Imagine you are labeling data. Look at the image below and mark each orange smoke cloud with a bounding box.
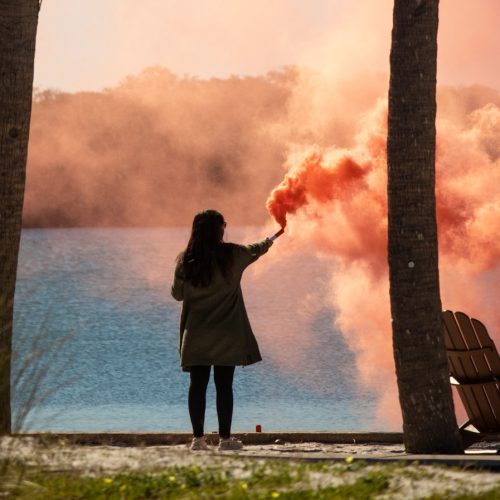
[265,92,500,428]
[266,151,366,228]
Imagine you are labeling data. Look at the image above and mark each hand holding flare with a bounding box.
[269,227,284,241]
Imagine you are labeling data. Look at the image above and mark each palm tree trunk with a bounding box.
[0,0,40,434]
[387,0,462,453]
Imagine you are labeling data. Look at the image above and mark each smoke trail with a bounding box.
[266,150,366,229]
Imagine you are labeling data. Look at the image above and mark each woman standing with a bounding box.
[171,209,273,451]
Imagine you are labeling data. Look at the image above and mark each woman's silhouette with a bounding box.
[171,209,273,450]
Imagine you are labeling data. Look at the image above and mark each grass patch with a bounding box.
[424,487,500,500]
[2,459,500,499]
[9,471,390,499]
[1,461,386,499]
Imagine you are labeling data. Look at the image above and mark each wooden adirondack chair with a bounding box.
[442,310,500,447]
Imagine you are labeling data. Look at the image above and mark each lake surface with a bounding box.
[13,228,381,432]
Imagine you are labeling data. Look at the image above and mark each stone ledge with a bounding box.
[17,431,404,446]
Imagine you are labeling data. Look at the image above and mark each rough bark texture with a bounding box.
[387,0,463,453]
[0,0,40,434]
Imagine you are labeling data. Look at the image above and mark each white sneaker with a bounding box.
[218,437,244,451]
[190,436,210,451]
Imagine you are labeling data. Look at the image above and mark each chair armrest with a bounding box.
[449,375,499,386]
[447,346,493,354]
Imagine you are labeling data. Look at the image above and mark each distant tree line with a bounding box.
[25,67,298,227]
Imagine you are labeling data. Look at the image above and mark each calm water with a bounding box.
[13,228,380,432]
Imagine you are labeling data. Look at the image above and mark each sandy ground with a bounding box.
[2,437,407,473]
[2,437,500,498]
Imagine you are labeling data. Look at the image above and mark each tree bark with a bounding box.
[0,0,40,434]
[387,0,463,453]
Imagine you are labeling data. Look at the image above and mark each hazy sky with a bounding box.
[34,0,500,92]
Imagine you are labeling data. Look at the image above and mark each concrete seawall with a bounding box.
[19,431,404,446]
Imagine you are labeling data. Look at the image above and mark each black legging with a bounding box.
[188,365,235,438]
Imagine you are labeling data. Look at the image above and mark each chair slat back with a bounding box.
[471,318,500,376]
[442,311,479,381]
[455,312,495,379]
[442,310,500,433]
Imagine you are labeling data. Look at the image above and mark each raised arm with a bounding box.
[233,238,273,270]
[246,239,273,260]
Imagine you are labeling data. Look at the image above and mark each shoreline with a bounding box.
[17,431,405,447]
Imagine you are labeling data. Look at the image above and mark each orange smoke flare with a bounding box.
[266,150,366,228]
[264,96,500,429]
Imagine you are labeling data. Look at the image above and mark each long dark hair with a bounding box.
[180,210,233,287]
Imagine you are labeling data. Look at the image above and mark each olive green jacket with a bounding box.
[171,240,271,371]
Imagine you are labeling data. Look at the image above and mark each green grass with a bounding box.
[2,459,500,499]
[424,489,500,500]
[4,470,389,499]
